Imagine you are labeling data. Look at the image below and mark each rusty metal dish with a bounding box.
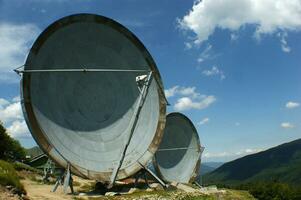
[153,112,202,183]
[21,14,166,182]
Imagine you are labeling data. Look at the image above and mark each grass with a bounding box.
[0,160,25,194]
[72,187,254,200]
[77,182,96,193]
[13,161,43,174]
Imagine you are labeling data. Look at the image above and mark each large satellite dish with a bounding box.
[153,112,202,183]
[20,14,166,182]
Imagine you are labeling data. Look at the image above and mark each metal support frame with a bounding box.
[14,65,149,74]
[15,65,168,187]
[194,181,202,188]
[15,68,150,74]
[133,170,149,187]
[14,65,169,104]
[138,162,166,188]
[157,147,202,152]
[108,71,153,188]
[42,158,55,182]
[52,163,74,194]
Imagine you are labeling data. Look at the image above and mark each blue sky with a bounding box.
[0,0,300,162]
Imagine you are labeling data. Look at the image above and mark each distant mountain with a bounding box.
[204,139,301,186]
[200,162,224,175]
[203,162,224,169]
[200,164,215,175]
[26,146,43,159]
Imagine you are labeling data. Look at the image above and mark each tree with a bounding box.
[0,121,26,161]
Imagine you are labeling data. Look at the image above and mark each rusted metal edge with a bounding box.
[22,13,167,181]
[152,112,202,184]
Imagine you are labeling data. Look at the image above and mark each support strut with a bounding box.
[52,163,74,194]
[108,72,153,188]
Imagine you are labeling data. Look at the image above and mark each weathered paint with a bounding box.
[21,14,166,182]
[153,112,202,183]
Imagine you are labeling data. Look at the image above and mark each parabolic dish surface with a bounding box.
[21,14,166,181]
[154,112,201,183]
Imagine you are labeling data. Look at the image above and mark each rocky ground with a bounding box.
[0,186,21,200]
[2,170,255,200]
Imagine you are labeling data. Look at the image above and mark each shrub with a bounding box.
[230,181,301,200]
[0,121,26,161]
[0,160,25,194]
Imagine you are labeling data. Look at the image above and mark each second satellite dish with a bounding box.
[21,14,166,182]
[153,112,203,183]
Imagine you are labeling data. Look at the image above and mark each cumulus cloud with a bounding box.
[165,86,216,111]
[202,66,226,80]
[165,86,202,99]
[281,122,294,129]
[285,101,300,109]
[0,23,40,82]
[0,96,30,138]
[7,120,30,138]
[198,117,210,126]
[0,98,10,108]
[165,86,179,98]
[179,0,301,46]
[174,95,216,111]
[204,148,263,159]
[0,101,23,123]
[235,148,263,156]
[203,152,231,158]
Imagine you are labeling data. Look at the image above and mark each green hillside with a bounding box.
[201,162,224,175]
[204,138,301,186]
[26,146,43,159]
[200,164,215,175]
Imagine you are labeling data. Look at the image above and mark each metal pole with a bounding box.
[108,71,153,188]
[157,147,202,151]
[14,68,150,74]
[138,162,166,188]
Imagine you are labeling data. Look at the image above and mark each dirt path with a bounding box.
[0,187,20,200]
[21,179,74,200]
[19,172,255,200]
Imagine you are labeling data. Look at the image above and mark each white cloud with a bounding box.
[177,87,200,98]
[0,98,10,108]
[184,42,193,49]
[174,95,216,111]
[12,96,20,102]
[165,86,201,98]
[0,101,23,123]
[165,86,179,98]
[0,96,31,138]
[179,0,301,45]
[281,122,294,129]
[0,23,40,82]
[285,101,300,109]
[278,32,291,53]
[165,86,216,111]
[198,117,210,126]
[204,148,263,159]
[230,33,239,41]
[235,148,263,155]
[7,120,30,138]
[202,66,226,80]
[197,44,212,63]
[203,152,231,158]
